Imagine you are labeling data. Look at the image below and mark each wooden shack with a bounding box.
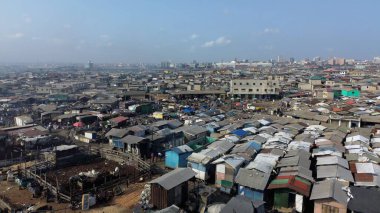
[149,168,196,210]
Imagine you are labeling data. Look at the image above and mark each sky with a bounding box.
[0,0,380,63]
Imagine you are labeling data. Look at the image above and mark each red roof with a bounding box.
[332,107,343,112]
[110,116,128,123]
[267,175,312,197]
[73,122,85,127]
[349,162,357,173]
[324,68,336,72]
[355,173,374,182]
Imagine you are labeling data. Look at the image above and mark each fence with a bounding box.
[0,157,23,168]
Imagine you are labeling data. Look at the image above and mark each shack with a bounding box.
[212,155,246,194]
[108,116,128,127]
[310,179,349,213]
[165,145,194,169]
[187,140,234,181]
[105,128,129,148]
[150,168,196,210]
[221,195,265,213]
[267,175,312,212]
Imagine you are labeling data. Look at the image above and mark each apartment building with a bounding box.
[229,78,281,99]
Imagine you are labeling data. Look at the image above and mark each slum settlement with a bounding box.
[0,60,380,213]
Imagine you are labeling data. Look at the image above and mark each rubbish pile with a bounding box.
[79,169,100,178]
[139,184,152,209]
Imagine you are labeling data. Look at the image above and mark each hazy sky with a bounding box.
[1,0,380,63]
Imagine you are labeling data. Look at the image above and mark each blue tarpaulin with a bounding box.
[248,141,262,151]
[231,129,248,137]
[183,107,195,114]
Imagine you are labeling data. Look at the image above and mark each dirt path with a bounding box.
[111,182,146,210]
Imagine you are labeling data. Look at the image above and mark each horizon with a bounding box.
[1,0,380,63]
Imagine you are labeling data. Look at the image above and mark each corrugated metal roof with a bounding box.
[279,166,314,182]
[285,149,311,158]
[287,141,312,151]
[285,123,305,131]
[267,175,311,197]
[316,156,349,169]
[187,152,209,164]
[245,154,278,173]
[354,173,374,182]
[172,145,193,154]
[230,142,258,155]
[348,186,380,213]
[235,168,271,190]
[105,128,129,138]
[310,179,348,205]
[251,135,267,144]
[277,156,311,169]
[121,135,146,145]
[231,129,248,137]
[110,116,128,123]
[207,140,235,154]
[178,125,208,136]
[221,195,265,213]
[212,155,245,169]
[355,163,380,174]
[149,168,196,190]
[317,165,354,182]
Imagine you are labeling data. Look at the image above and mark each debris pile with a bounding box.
[139,184,152,209]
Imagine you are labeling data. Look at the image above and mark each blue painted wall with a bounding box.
[165,150,179,169]
[112,138,124,149]
[238,185,264,201]
[165,150,193,169]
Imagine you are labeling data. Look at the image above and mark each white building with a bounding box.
[14,115,34,126]
[229,78,281,99]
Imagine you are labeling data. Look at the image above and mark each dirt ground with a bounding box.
[0,180,139,213]
[1,175,161,213]
[45,158,139,194]
[1,159,159,213]
[89,205,130,213]
[0,181,71,211]
[110,181,146,211]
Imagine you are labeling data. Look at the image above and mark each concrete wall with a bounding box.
[230,79,280,95]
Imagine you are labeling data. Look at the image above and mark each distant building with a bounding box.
[289,57,295,64]
[229,78,281,99]
[341,88,360,98]
[85,60,94,70]
[374,56,380,64]
[328,58,346,66]
[336,58,346,65]
[298,76,325,91]
[14,115,33,126]
[161,61,172,69]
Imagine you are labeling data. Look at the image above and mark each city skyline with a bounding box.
[1,0,380,63]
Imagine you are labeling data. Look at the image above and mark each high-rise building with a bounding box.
[374,57,380,64]
[313,57,321,62]
[161,61,171,69]
[328,57,346,66]
[85,60,94,70]
[289,57,295,64]
[327,58,335,65]
[335,58,346,66]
